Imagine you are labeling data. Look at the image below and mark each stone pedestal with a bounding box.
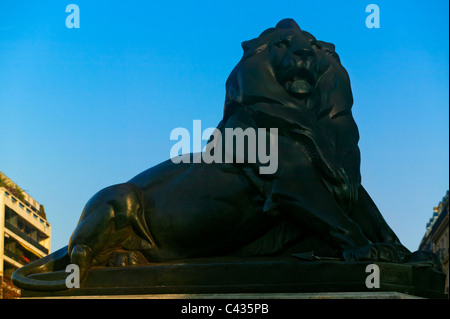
[21,257,447,299]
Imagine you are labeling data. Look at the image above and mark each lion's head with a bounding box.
[224,19,353,122]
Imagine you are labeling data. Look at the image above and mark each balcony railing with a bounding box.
[3,248,30,265]
[4,221,49,255]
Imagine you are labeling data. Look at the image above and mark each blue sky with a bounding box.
[0,1,448,253]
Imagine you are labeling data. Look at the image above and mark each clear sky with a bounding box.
[0,1,448,253]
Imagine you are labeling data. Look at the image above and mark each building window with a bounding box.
[17,220,25,232]
[11,197,17,203]
[5,191,9,197]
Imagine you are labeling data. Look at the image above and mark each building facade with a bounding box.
[419,190,449,294]
[0,171,51,298]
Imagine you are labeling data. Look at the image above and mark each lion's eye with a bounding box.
[275,40,289,49]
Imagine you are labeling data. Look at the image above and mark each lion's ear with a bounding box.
[241,40,267,56]
[317,40,335,52]
[241,41,251,53]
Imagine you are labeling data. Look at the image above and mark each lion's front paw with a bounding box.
[343,243,403,263]
[403,250,444,272]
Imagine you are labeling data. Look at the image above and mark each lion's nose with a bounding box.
[290,49,318,74]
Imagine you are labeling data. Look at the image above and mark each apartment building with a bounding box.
[0,171,51,298]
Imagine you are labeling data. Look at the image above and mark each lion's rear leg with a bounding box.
[68,183,155,282]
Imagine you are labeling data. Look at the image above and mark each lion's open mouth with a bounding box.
[287,78,311,96]
[283,70,316,97]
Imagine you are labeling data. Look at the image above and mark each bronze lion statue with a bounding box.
[13,19,441,291]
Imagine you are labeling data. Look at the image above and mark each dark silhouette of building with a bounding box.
[419,191,449,294]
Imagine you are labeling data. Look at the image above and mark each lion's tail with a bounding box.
[12,245,71,292]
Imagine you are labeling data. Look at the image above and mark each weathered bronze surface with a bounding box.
[13,19,445,297]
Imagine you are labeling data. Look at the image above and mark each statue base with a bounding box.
[21,257,447,298]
